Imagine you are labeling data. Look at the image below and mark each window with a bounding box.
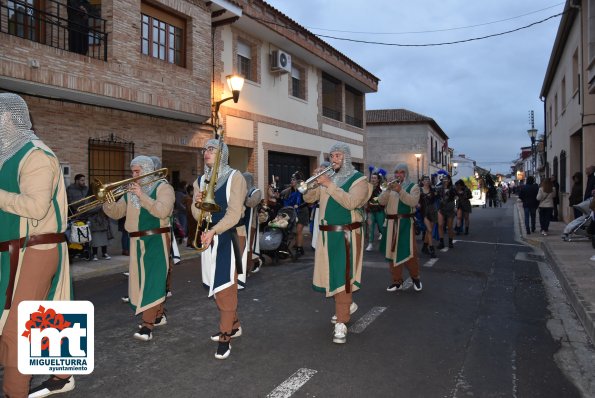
[7,0,42,42]
[322,73,341,121]
[559,151,567,192]
[345,85,363,128]
[430,137,434,162]
[554,94,558,124]
[572,48,580,94]
[141,3,185,67]
[291,65,306,100]
[237,41,252,81]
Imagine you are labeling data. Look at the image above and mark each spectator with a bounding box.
[184,184,197,248]
[174,181,188,240]
[551,175,560,221]
[281,171,309,257]
[66,173,88,215]
[67,0,90,55]
[519,176,539,234]
[569,172,584,219]
[537,177,556,236]
[88,206,112,260]
[585,165,595,200]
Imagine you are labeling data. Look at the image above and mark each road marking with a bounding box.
[266,368,317,398]
[440,247,449,252]
[452,239,525,247]
[349,306,387,334]
[423,258,438,268]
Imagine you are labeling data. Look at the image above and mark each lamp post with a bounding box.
[210,74,245,135]
[414,153,422,182]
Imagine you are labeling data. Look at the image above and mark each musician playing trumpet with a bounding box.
[378,163,422,293]
[103,155,174,342]
[303,142,372,345]
[192,139,247,360]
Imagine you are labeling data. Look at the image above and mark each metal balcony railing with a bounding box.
[1,0,108,61]
[323,106,341,121]
[345,114,363,128]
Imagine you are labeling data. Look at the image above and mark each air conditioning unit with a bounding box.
[271,50,292,73]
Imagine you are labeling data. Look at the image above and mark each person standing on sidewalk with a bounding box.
[379,163,423,293]
[550,175,560,221]
[0,93,74,397]
[365,172,385,251]
[193,139,247,360]
[103,155,174,342]
[303,142,371,345]
[584,165,595,201]
[519,176,539,234]
[537,177,556,236]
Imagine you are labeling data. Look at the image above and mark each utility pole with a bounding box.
[527,110,538,178]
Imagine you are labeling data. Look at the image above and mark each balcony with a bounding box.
[322,106,341,121]
[345,114,362,128]
[1,0,108,61]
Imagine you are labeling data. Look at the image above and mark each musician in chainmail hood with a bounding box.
[103,154,174,343]
[378,161,423,294]
[303,142,372,345]
[0,93,73,396]
[192,138,247,360]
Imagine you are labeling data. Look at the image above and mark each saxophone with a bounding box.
[192,126,225,252]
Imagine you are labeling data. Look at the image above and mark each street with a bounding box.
[50,201,593,397]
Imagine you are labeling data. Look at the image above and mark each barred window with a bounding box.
[237,40,252,81]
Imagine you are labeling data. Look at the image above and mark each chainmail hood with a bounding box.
[329,142,357,187]
[0,93,39,170]
[204,139,233,191]
[393,162,411,186]
[242,172,254,192]
[129,155,161,209]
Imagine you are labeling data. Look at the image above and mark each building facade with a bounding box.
[365,109,450,182]
[541,0,595,221]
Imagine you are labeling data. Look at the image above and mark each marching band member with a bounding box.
[0,93,73,397]
[241,172,262,273]
[103,156,174,342]
[193,139,247,360]
[365,172,385,251]
[310,161,330,250]
[378,163,422,292]
[303,143,371,344]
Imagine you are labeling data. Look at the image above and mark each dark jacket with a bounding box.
[519,183,539,208]
[585,174,595,200]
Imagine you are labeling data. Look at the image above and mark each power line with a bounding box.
[304,2,564,35]
[314,12,564,47]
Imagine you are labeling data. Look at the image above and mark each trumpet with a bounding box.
[297,164,335,194]
[68,168,168,220]
[380,177,401,192]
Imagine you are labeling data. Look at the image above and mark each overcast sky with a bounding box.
[265,0,565,174]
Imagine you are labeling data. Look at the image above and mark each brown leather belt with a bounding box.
[386,214,414,252]
[0,232,66,310]
[319,222,362,293]
[129,226,170,238]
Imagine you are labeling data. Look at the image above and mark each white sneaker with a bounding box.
[365,243,374,251]
[92,255,98,261]
[102,254,111,260]
[28,376,75,397]
[333,322,347,344]
[331,302,358,324]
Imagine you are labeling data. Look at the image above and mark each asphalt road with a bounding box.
[48,202,583,397]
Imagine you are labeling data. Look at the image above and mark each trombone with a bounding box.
[297,164,335,194]
[68,168,168,220]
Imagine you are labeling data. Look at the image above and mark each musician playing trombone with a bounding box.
[192,139,247,360]
[103,155,174,342]
[303,142,372,345]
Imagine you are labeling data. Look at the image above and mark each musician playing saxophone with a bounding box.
[192,139,247,360]
[303,142,372,345]
[103,155,174,342]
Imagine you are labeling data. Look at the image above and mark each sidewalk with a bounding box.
[516,201,595,344]
[69,243,201,281]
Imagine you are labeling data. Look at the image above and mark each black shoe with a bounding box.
[412,278,423,292]
[29,376,75,397]
[386,282,403,292]
[295,247,304,256]
[438,239,445,249]
[464,227,469,235]
[421,244,429,254]
[215,341,231,359]
[133,326,153,341]
[429,246,436,259]
[448,239,454,249]
[210,326,242,342]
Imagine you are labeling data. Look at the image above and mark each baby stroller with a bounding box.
[562,198,594,244]
[259,206,297,264]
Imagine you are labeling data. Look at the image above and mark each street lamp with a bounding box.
[414,153,422,181]
[210,74,245,135]
[527,127,537,177]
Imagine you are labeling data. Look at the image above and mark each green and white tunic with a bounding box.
[304,172,372,297]
[0,140,71,333]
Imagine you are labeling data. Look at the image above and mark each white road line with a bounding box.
[266,368,317,398]
[423,258,438,268]
[440,247,449,252]
[452,239,526,247]
[349,306,387,334]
